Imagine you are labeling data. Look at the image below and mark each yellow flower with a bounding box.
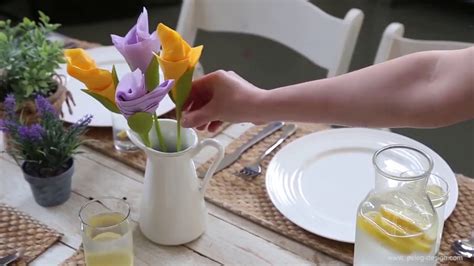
[64,49,116,103]
[156,23,203,100]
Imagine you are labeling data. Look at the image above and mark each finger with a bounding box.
[191,70,222,89]
[182,104,215,128]
[207,121,223,132]
[196,124,208,131]
[183,72,219,110]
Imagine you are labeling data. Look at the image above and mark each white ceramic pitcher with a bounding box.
[128,119,224,245]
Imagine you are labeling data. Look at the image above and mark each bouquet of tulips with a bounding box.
[65,8,202,152]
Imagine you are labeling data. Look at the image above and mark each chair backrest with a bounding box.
[177,0,363,77]
[374,22,473,64]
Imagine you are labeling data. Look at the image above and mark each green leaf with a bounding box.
[0,11,64,104]
[112,65,119,88]
[145,55,160,92]
[173,67,194,112]
[0,32,6,42]
[81,89,120,113]
[127,112,153,147]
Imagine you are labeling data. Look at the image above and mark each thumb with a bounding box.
[181,104,214,128]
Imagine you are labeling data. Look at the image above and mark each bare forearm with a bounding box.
[256,48,474,128]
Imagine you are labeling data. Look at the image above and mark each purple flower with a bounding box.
[35,95,57,116]
[111,7,161,72]
[115,69,174,118]
[18,124,44,142]
[3,94,16,117]
[0,119,8,132]
[0,119,18,133]
[71,114,93,129]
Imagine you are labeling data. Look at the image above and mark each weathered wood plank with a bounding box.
[76,129,341,265]
[0,158,84,248]
[0,157,218,265]
[30,242,76,266]
[71,154,313,265]
[207,204,345,265]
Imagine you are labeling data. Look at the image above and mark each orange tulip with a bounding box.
[64,49,116,103]
[156,23,203,100]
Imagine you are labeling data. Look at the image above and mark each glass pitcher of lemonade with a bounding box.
[79,197,134,266]
[354,145,439,266]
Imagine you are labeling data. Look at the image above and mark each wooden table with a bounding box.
[0,124,344,265]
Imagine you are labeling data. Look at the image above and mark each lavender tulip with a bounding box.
[116,69,174,118]
[111,7,160,72]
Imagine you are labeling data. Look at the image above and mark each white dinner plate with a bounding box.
[58,46,175,127]
[266,128,458,243]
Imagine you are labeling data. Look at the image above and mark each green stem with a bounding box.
[153,114,167,152]
[140,133,151,148]
[176,111,182,152]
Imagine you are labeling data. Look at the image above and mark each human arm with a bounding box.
[182,47,474,130]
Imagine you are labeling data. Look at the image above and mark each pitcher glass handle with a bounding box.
[194,138,224,197]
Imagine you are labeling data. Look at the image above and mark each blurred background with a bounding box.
[1,0,473,176]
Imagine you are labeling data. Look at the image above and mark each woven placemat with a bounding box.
[60,247,85,266]
[196,124,474,264]
[0,203,63,265]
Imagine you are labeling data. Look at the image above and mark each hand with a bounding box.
[182,70,266,132]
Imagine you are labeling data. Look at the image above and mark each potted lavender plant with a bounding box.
[0,94,92,207]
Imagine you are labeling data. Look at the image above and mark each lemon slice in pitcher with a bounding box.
[380,204,432,233]
[377,215,433,253]
[357,211,413,254]
[380,204,435,251]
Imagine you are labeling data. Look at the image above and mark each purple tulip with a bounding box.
[115,69,174,118]
[111,7,161,72]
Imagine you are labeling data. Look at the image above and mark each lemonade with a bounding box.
[426,178,449,255]
[354,145,439,266]
[83,212,134,266]
[354,190,438,265]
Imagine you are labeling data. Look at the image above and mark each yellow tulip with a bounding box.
[156,23,203,100]
[64,49,116,103]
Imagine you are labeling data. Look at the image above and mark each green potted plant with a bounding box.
[0,12,68,123]
[0,94,91,207]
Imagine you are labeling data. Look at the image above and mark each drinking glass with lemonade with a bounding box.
[79,197,134,266]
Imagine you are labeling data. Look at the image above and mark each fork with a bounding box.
[237,124,297,179]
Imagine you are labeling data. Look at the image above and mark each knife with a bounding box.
[0,251,21,265]
[214,121,285,173]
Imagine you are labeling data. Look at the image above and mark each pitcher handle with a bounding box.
[195,138,225,197]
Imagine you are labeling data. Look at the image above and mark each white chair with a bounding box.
[177,0,363,78]
[374,22,473,64]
